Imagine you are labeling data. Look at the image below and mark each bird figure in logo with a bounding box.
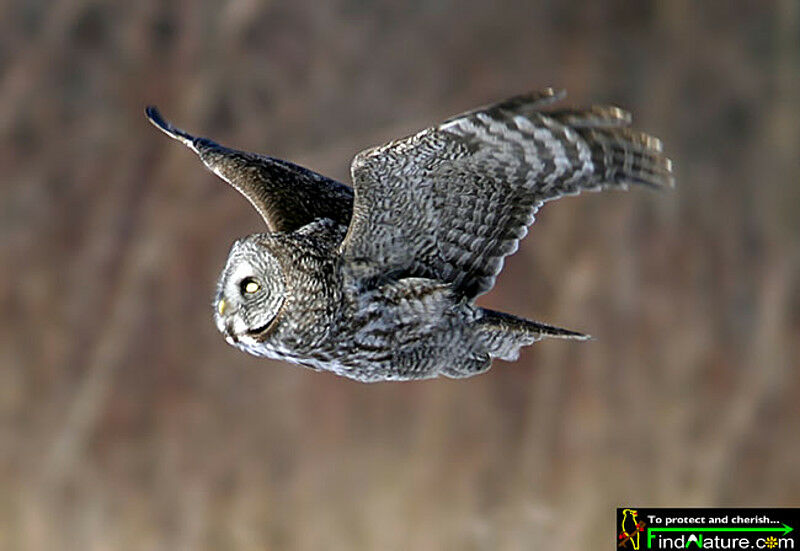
[146,88,672,382]
[619,509,644,549]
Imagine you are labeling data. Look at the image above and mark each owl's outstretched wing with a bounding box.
[341,88,673,298]
[146,107,354,232]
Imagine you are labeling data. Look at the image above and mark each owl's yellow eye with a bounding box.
[245,281,260,293]
[240,277,261,295]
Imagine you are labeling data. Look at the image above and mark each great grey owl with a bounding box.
[146,88,672,382]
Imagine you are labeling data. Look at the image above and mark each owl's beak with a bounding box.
[218,299,227,315]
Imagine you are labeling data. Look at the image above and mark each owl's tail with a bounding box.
[476,309,589,361]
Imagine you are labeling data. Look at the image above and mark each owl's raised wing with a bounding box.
[341,88,673,298]
[146,107,354,232]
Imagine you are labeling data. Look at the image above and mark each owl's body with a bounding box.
[147,89,672,382]
[220,219,555,382]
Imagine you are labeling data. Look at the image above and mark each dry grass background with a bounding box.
[1,1,798,549]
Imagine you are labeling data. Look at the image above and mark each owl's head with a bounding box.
[214,235,286,345]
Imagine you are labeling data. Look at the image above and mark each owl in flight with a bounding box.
[146,88,672,382]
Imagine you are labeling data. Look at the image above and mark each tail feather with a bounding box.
[477,309,589,361]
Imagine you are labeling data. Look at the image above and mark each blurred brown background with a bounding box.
[2,1,798,549]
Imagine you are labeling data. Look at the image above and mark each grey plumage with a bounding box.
[146,88,673,382]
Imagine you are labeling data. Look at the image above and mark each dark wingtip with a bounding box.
[144,105,196,149]
[144,105,171,132]
[144,105,163,126]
